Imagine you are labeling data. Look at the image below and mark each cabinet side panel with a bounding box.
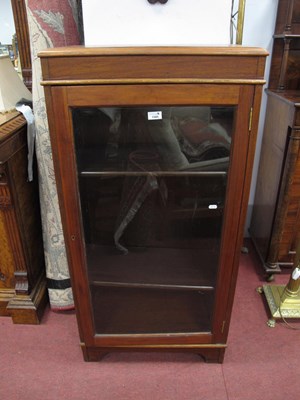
[250,93,294,263]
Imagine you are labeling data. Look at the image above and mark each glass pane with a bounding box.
[72,105,235,335]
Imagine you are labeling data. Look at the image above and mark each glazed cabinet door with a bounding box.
[46,82,255,355]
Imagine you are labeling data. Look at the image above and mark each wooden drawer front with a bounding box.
[280,199,300,253]
[278,248,294,264]
[278,210,300,264]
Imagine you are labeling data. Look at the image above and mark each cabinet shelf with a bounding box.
[90,281,214,291]
[80,170,227,177]
[273,34,300,38]
[87,244,217,290]
[91,285,214,334]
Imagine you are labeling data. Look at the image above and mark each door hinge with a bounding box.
[221,320,226,333]
[249,107,253,132]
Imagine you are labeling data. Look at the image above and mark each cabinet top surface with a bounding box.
[38,45,268,58]
[267,90,300,106]
[0,111,19,127]
[39,46,267,86]
[0,111,26,144]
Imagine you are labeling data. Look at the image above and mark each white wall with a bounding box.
[83,0,232,46]
[242,0,279,232]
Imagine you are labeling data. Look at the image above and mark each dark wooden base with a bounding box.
[249,233,282,278]
[3,273,48,324]
[81,344,226,363]
[0,289,15,316]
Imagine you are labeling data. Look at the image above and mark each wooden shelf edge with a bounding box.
[90,280,215,291]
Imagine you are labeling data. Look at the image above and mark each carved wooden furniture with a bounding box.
[0,111,47,323]
[274,0,300,34]
[250,0,300,278]
[39,46,267,362]
[268,0,300,91]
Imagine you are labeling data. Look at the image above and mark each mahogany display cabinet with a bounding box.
[39,46,267,362]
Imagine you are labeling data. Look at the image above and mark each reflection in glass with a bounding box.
[74,106,232,173]
[72,106,235,334]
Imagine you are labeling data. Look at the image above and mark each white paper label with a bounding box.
[208,204,218,210]
[148,111,162,120]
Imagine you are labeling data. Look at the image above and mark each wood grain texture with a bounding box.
[0,204,15,290]
[269,1,300,90]
[269,36,300,90]
[39,45,268,57]
[275,0,300,35]
[0,113,47,323]
[251,0,300,272]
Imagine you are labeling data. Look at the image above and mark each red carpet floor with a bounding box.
[1,242,300,400]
